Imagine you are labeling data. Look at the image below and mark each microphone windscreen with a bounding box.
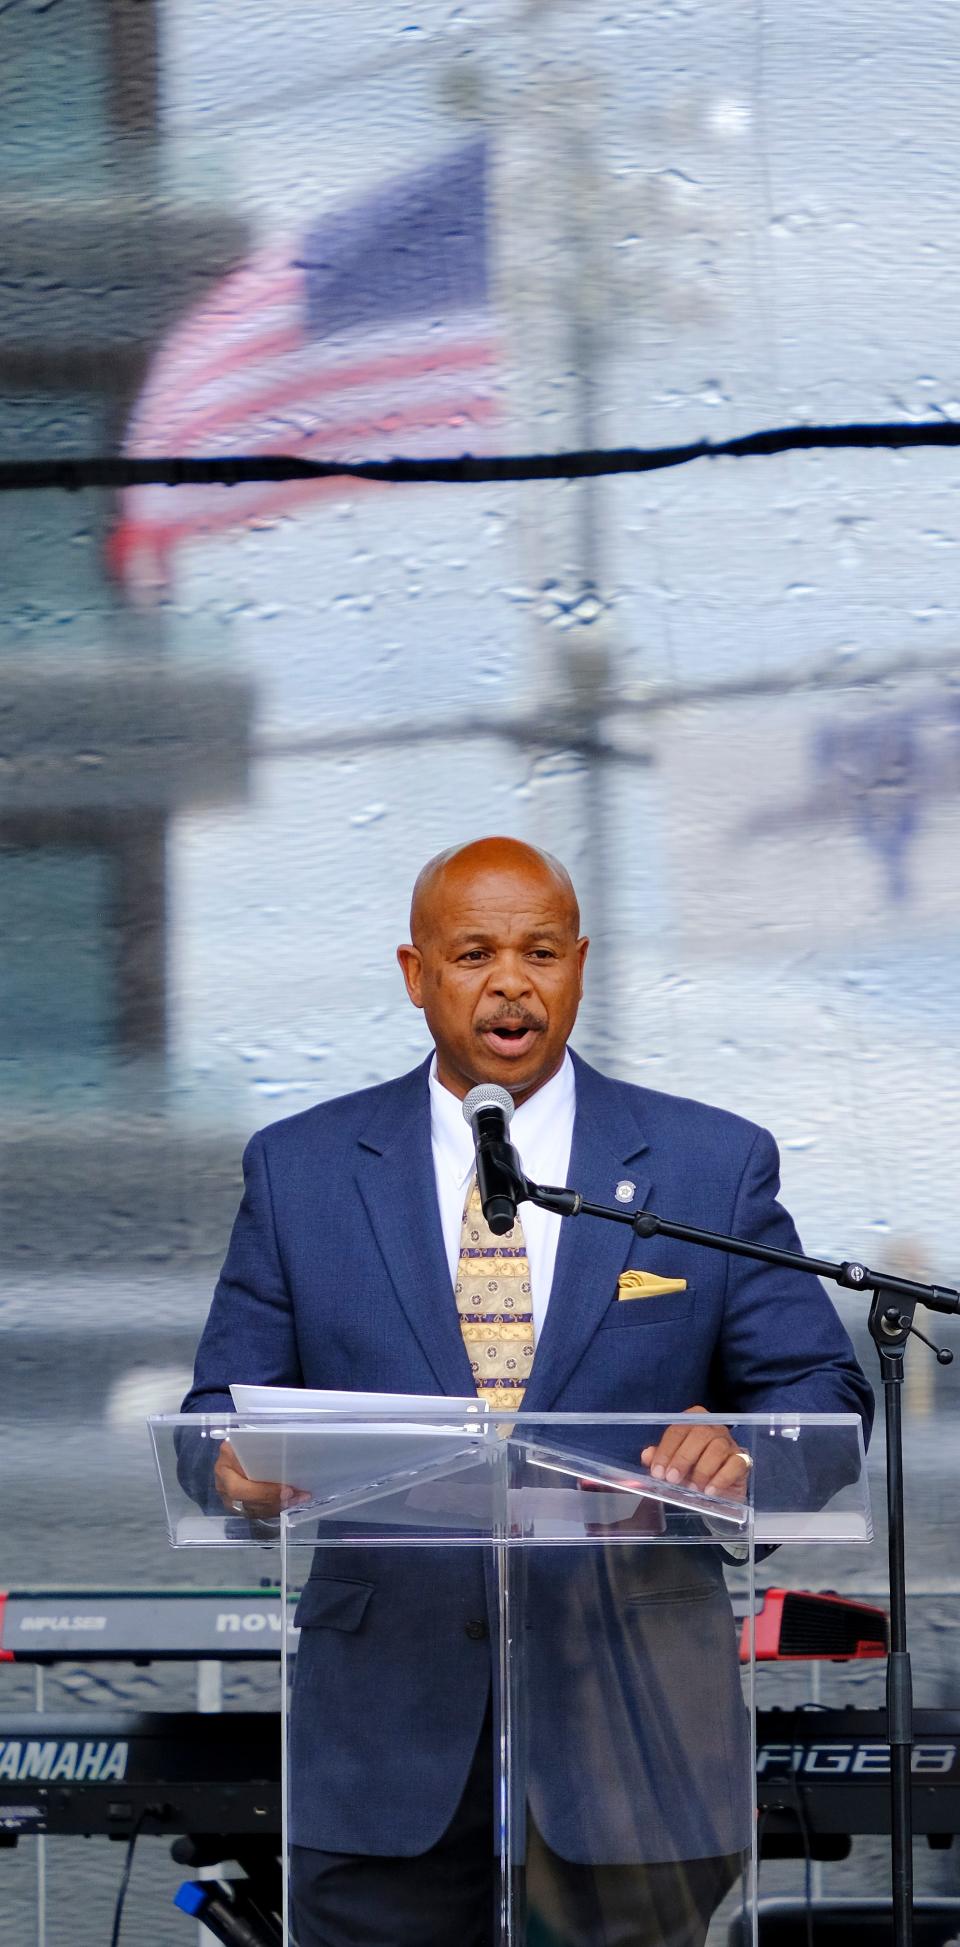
[462,1082,514,1126]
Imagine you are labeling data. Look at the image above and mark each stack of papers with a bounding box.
[227,1385,487,1505]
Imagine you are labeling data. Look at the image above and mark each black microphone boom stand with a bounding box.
[515,1172,958,1947]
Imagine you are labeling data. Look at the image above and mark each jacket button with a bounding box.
[465,1618,488,1641]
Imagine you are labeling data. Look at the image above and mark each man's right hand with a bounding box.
[215,1439,309,1520]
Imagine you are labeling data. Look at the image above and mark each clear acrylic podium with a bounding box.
[152,1408,871,1947]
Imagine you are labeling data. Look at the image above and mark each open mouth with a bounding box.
[479,1023,543,1058]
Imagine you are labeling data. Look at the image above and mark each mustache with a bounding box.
[475,1007,547,1034]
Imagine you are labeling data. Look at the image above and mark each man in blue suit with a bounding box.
[185,836,873,1947]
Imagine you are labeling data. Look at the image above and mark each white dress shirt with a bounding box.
[429,1051,576,1343]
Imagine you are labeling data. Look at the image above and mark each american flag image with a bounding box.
[108,139,497,594]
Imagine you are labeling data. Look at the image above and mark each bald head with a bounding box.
[410,837,580,947]
[398,836,588,1103]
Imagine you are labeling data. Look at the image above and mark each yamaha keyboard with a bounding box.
[2,1708,960,1850]
[0,1712,279,1839]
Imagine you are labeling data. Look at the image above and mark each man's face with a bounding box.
[397,857,588,1104]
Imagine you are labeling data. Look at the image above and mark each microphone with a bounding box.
[461,1083,529,1236]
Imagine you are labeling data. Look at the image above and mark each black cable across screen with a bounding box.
[2,417,960,493]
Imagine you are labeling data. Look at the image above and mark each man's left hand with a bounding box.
[640,1406,752,1500]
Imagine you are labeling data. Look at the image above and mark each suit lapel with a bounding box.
[354,1060,476,1397]
[522,1054,651,1410]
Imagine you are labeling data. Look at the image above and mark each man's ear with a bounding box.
[396,944,424,1009]
[576,935,590,995]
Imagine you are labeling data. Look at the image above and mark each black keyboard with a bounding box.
[0,1712,279,1838]
[2,1706,960,1845]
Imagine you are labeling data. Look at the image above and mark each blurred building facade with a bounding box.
[0,0,253,1277]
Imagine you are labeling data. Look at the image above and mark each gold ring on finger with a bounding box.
[735,1449,753,1470]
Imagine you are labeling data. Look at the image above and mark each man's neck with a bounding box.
[432,1048,571,1110]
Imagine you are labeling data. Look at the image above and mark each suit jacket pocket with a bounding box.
[294,1575,374,1632]
[621,1547,725,1607]
[597,1288,694,1329]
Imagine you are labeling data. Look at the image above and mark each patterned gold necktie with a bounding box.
[455,1175,534,1410]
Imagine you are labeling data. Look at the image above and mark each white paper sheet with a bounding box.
[227,1385,488,1506]
[230,1383,484,1417]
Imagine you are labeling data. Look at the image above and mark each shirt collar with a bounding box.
[429,1049,576,1189]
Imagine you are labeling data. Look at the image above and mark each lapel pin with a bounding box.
[615,1180,636,1203]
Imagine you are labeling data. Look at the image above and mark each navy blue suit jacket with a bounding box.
[184,1050,873,1861]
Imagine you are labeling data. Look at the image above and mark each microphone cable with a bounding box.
[110,1804,166,1947]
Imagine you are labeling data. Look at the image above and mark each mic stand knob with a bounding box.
[881,1305,954,1365]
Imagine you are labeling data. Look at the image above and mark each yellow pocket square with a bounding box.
[617,1270,688,1301]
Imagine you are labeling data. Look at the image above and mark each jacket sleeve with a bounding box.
[175,1131,305,1513]
[182,1129,304,1417]
[714,1125,875,1514]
